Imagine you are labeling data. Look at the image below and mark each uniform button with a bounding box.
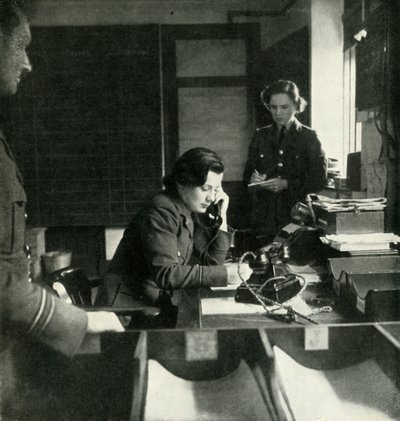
[25,213,28,220]
[278,149,284,155]
[277,162,283,168]
[24,244,31,258]
[177,251,181,257]
[260,154,264,158]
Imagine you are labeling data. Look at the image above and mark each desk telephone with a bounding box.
[235,242,304,305]
[234,221,321,305]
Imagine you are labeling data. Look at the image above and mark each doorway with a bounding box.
[161,24,260,227]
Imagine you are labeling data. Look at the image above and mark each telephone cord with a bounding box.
[238,251,318,324]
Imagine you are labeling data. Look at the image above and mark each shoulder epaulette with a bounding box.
[256,124,273,132]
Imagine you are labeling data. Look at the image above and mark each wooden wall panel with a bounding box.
[4,25,162,227]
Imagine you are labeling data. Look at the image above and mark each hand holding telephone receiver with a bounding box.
[203,200,223,229]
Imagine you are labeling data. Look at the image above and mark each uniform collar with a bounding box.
[280,117,301,132]
[164,188,193,220]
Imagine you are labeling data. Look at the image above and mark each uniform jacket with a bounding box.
[101,189,231,304]
[0,130,88,358]
[243,118,327,236]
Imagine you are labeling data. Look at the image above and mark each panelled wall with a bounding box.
[5,25,162,227]
[4,19,312,276]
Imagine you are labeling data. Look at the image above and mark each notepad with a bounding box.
[248,180,271,187]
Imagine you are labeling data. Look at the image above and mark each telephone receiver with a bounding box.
[250,242,287,278]
[203,200,223,229]
[235,243,303,305]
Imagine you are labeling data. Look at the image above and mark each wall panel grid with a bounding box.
[5,25,162,227]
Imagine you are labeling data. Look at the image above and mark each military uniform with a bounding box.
[0,129,88,357]
[243,118,327,238]
[98,188,231,305]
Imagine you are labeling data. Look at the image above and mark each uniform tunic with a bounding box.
[243,118,327,237]
[0,130,88,357]
[100,189,231,305]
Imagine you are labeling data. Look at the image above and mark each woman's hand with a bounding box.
[260,177,288,193]
[225,262,253,285]
[214,188,229,215]
[214,188,229,231]
[249,170,267,185]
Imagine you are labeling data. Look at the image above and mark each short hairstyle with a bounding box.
[0,0,33,36]
[260,79,307,114]
[163,147,224,189]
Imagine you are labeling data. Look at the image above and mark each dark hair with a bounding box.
[260,79,307,114]
[0,0,33,36]
[163,147,224,189]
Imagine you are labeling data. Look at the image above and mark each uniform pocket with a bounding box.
[0,201,25,254]
[293,152,307,175]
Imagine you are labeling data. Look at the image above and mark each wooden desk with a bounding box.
[176,282,366,329]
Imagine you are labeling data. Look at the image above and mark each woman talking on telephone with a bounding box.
[96,147,252,308]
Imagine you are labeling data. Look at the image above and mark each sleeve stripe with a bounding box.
[37,294,56,337]
[27,288,46,333]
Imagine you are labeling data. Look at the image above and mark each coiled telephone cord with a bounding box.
[238,251,318,324]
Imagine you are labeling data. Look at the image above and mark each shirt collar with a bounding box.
[276,117,300,133]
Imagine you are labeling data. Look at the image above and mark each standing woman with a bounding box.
[243,80,327,241]
[96,147,252,308]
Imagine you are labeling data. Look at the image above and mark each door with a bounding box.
[162,24,260,226]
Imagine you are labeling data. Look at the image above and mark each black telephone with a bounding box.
[202,201,223,229]
[235,242,303,305]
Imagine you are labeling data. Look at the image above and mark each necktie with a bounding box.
[278,126,286,145]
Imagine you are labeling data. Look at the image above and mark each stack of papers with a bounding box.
[323,233,400,251]
[312,195,386,212]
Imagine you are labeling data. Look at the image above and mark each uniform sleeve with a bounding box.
[287,131,327,201]
[243,131,260,186]
[0,261,88,357]
[140,206,228,289]
[0,134,88,358]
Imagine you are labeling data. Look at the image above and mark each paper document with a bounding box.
[210,284,239,291]
[312,195,387,212]
[201,295,312,316]
[324,233,400,251]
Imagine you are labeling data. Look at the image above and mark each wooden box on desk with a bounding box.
[313,206,384,234]
[328,255,400,321]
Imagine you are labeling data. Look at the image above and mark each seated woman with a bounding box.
[96,147,252,308]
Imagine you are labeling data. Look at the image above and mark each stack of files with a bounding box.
[312,195,386,212]
[323,233,400,252]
